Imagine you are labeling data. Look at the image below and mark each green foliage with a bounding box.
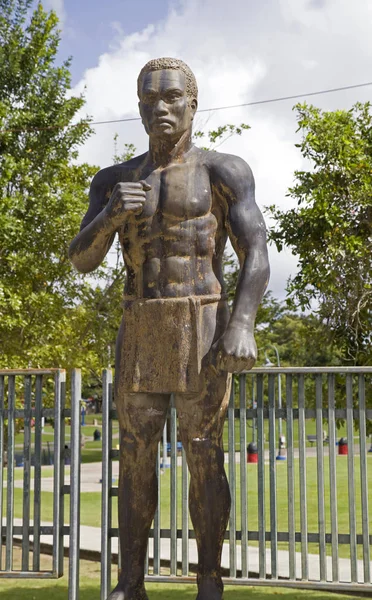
[193,123,250,150]
[267,102,372,364]
[0,0,97,370]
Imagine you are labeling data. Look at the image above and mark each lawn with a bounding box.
[0,548,362,600]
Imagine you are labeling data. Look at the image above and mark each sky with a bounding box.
[44,0,372,300]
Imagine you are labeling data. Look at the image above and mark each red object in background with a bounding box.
[338,438,348,455]
[247,442,258,463]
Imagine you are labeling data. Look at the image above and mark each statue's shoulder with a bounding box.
[202,149,254,187]
[91,153,148,188]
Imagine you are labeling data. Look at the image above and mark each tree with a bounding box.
[0,0,97,368]
[268,102,372,364]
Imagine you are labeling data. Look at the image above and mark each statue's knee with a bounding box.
[186,436,225,466]
[188,436,214,457]
[121,431,138,454]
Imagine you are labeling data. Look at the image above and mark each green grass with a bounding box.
[0,548,362,599]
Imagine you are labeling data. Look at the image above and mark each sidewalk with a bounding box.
[7,518,371,585]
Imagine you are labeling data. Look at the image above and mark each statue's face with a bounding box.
[139,69,197,142]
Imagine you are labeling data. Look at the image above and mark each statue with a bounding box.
[69,57,269,600]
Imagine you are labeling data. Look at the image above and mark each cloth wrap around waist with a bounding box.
[121,295,224,394]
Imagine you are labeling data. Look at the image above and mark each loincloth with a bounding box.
[120,295,226,394]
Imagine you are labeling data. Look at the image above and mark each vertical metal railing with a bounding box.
[328,373,339,582]
[358,374,371,584]
[170,394,178,576]
[0,375,4,570]
[315,374,326,581]
[228,379,236,577]
[101,369,113,599]
[53,369,66,578]
[32,374,43,571]
[153,441,161,576]
[298,373,309,581]
[68,369,82,600]
[239,373,248,579]
[256,373,266,579]
[286,374,296,580]
[21,375,32,572]
[346,374,357,582]
[268,374,278,579]
[5,375,15,571]
[181,442,189,576]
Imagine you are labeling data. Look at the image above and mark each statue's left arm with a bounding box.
[210,154,270,372]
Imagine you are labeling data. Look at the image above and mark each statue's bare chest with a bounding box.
[135,162,212,224]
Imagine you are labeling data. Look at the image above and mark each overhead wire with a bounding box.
[0,81,371,134]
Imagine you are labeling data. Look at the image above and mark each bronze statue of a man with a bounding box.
[69,57,269,600]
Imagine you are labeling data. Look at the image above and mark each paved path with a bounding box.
[6,518,372,585]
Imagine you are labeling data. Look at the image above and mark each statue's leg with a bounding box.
[107,390,170,600]
[175,365,232,600]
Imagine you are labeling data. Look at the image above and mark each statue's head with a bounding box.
[137,57,198,142]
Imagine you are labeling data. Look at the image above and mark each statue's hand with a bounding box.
[105,181,151,226]
[213,325,257,373]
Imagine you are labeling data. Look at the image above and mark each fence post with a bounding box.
[21,375,32,571]
[69,369,81,600]
[286,374,296,580]
[358,374,371,583]
[0,375,4,570]
[5,375,15,571]
[268,374,278,580]
[315,374,326,581]
[101,369,113,599]
[298,374,308,580]
[328,373,339,582]
[228,378,236,578]
[239,374,248,578]
[346,374,357,582]
[170,394,177,576]
[256,374,266,579]
[53,370,66,578]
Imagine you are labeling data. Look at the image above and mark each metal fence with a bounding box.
[1,367,372,598]
[0,368,80,591]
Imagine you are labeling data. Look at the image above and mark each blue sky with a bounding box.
[53,0,173,85]
[42,0,372,298]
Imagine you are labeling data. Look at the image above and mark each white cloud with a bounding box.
[71,0,372,299]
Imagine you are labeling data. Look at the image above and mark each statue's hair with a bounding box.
[137,57,198,100]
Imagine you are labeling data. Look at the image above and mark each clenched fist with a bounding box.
[105,181,151,226]
[213,325,257,373]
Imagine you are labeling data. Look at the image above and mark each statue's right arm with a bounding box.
[69,170,149,273]
[68,169,117,273]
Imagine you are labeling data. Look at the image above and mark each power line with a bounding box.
[197,81,372,113]
[1,81,371,134]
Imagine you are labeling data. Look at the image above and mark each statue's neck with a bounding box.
[149,129,193,167]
